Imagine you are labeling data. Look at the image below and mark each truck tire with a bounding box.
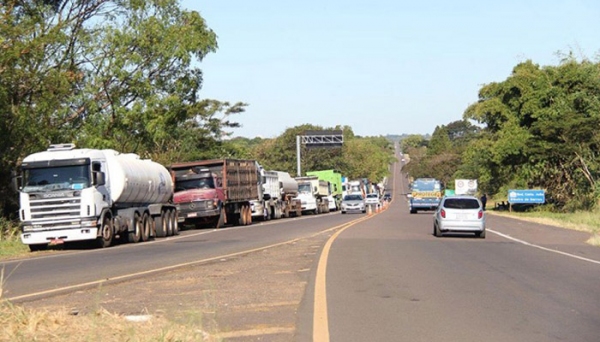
[128,212,142,243]
[171,209,180,235]
[140,212,151,242]
[96,216,113,248]
[216,207,226,228]
[154,214,166,238]
[246,206,253,225]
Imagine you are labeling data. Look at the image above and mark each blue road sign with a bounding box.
[508,189,545,204]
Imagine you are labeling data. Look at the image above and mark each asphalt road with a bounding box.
[1,210,359,302]
[297,154,600,342]
[4,150,600,342]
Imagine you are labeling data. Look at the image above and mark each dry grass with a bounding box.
[0,302,219,342]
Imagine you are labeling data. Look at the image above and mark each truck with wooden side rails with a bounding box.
[295,176,330,214]
[170,159,258,228]
[14,144,178,251]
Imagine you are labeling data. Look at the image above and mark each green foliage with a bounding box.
[463,57,600,211]
[0,1,243,216]
[249,124,394,182]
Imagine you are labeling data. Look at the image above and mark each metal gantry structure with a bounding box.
[296,130,344,176]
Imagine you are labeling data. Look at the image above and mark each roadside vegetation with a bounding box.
[0,302,219,342]
[401,56,600,216]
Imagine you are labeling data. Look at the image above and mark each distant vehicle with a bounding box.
[341,194,366,214]
[409,178,442,214]
[383,193,392,202]
[365,193,380,205]
[433,195,486,238]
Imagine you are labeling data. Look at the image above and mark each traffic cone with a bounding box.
[367,204,372,215]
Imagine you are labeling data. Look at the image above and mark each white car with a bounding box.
[365,193,380,205]
[433,195,486,238]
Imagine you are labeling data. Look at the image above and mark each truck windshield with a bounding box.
[298,183,311,193]
[22,165,91,193]
[175,177,215,191]
[412,180,440,192]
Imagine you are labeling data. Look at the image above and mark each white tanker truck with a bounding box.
[14,144,178,251]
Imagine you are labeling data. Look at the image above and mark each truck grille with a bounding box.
[26,193,82,231]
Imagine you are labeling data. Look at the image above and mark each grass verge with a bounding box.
[488,207,600,246]
[0,301,218,342]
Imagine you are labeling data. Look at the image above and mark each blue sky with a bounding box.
[182,1,600,139]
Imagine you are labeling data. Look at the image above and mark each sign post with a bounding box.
[507,189,545,212]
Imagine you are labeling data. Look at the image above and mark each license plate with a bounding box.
[187,213,197,218]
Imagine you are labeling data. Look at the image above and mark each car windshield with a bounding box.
[344,195,363,201]
[366,194,378,198]
[443,198,480,209]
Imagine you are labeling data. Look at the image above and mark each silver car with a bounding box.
[433,195,486,238]
[341,194,366,214]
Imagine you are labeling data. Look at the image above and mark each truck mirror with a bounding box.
[12,174,22,191]
[313,186,317,193]
[93,171,106,186]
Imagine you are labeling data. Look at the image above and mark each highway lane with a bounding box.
[1,209,361,302]
[304,158,600,341]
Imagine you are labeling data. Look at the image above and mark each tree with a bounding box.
[0,1,241,216]
[464,58,600,210]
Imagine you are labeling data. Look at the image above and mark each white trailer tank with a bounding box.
[105,151,173,205]
[276,171,298,197]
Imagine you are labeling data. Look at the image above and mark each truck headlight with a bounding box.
[22,225,33,232]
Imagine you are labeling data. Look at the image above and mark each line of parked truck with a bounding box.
[13,144,379,252]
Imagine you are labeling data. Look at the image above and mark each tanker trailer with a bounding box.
[14,144,178,251]
[276,171,302,218]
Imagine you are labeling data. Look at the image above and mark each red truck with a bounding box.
[170,159,259,228]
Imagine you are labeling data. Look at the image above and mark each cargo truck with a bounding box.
[295,176,330,214]
[14,144,178,251]
[306,170,343,211]
[170,159,258,228]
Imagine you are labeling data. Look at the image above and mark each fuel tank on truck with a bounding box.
[104,151,173,206]
[275,171,298,197]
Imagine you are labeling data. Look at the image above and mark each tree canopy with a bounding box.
[0,0,243,216]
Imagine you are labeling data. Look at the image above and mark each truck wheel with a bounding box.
[171,209,180,235]
[154,214,166,238]
[216,207,226,228]
[128,213,142,243]
[140,213,151,242]
[246,206,253,225]
[96,216,113,248]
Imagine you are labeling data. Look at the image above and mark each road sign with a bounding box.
[508,190,545,204]
[455,179,477,195]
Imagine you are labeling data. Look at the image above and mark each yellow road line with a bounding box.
[313,158,398,341]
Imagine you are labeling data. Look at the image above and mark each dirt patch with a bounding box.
[16,233,332,341]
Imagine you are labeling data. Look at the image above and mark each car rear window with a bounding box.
[443,198,480,209]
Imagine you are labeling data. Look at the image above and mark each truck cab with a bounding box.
[173,169,223,224]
